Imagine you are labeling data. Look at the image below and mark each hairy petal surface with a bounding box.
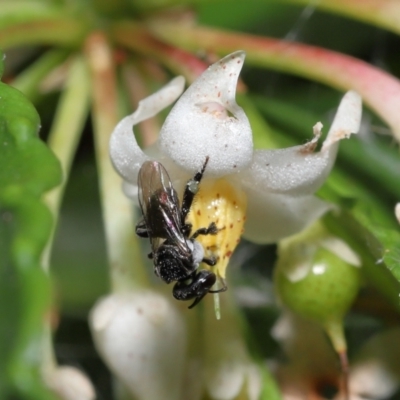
[241,91,361,196]
[160,51,253,176]
[242,143,334,196]
[242,189,331,244]
[109,76,185,184]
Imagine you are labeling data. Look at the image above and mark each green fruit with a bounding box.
[274,246,361,331]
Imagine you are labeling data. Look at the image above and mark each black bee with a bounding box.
[136,157,227,308]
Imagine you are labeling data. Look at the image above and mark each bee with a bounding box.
[136,157,227,308]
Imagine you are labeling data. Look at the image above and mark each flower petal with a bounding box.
[242,142,334,197]
[241,91,362,196]
[159,51,253,176]
[109,76,185,184]
[242,188,331,244]
[322,90,362,151]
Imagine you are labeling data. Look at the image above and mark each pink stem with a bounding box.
[111,22,208,81]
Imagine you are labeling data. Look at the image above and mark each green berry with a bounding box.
[275,246,361,327]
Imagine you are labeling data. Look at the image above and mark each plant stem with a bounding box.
[42,55,91,272]
[121,63,160,147]
[110,21,207,81]
[286,0,400,35]
[11,50,69,101]
[84,31,148,292]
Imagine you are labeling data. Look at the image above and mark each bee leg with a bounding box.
[191,222,220,239]
[173,269,216,309]
[209,277,228,294]
[135,218,149,238]
[181,156,210,221]
[182,222,192,237]
[202,256,217,266]
[147,252,154,259]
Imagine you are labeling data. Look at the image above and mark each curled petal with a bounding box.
[159,51,253,176]
[242,189,332,244]
[241,91,362,196]
[322,91,362,151]
[109,76,185,184]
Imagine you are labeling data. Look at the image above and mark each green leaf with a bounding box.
[11,49,69,102]
[0,188,56,400]
[238,94,282,149]
[0,58,61,398]
[324,209,400,312]
[0,81,61,196]
[352,203,400,282]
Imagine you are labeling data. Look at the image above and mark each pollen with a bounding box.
[187,178,247,278]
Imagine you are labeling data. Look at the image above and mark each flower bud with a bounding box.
[89,291,187,400]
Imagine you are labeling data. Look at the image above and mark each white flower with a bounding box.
[89,291,187,400]
[109,51,362,277]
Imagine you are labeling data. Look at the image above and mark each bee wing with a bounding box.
[137,161,165,224]
[158,202,191,257]
[137,161,191,256]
